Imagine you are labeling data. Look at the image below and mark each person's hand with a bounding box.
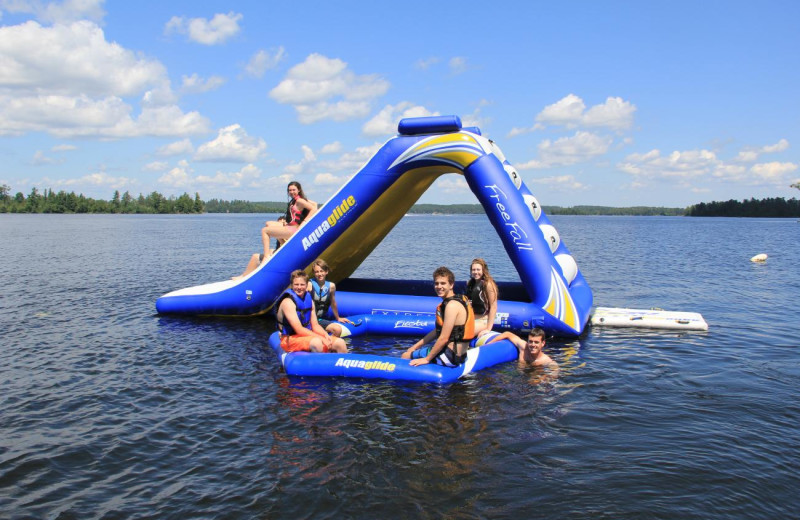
[409,358,429,367]
[338,317,352,324]
[321,334,333,348]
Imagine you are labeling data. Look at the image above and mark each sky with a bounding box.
[1,0,798,208]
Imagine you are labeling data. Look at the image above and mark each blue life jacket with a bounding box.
[310,279,331,319]
[277,289,313,335]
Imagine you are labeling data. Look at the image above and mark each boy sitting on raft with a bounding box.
[276,269,347,354]
[402,266,475,367]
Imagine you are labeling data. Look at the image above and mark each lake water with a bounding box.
[1,213,798,519]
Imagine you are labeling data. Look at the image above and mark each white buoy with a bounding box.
[555,253,578,284]
[750,253,768,263]
[523,194,542,222]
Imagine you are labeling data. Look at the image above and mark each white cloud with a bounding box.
[0,20,209,138]
[734,138,790,162]
[180,73,225,94]
[528,174,587,191]
[319,142,383,173]
[157,138,194,156]
[294,100,373,124]
[449,56,468,75]
[617,148,797,186]
[535,94,636,131]
[320,141,342,154]
[31,150,60,165]
[165,12,242,45]
[52,144,77,152]
[582,97,636,130]
[143,161,169,172]
[362,102,439,136]
[618,149,718,179]
[415,57,440,70]
[517,131,613,169]
[158,159,193,188]
[194,124,266,162]
[244,47,285,77]
[0,20,166,97]
[195,164,262,188]
[435,176,469,194]
[314,172,350,186]
[0,0,106,24]
[507,123,544,138]
[57,171,132,190]
[269,53,389,124]
[750,162,797,181]
[283,145,316,175]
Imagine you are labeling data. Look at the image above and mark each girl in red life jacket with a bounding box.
[261,181,317,257]
[232,181,317,280]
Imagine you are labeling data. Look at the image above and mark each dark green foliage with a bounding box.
[686,197,800,217]
[0,185,205,214]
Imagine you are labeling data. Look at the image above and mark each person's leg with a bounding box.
[329,337,348,353]
[233,253,263,280]
[325,322,343,337]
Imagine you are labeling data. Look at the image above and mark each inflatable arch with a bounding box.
[156,115,593,337]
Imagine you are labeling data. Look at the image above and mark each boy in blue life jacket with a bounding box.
[276,269,348,354]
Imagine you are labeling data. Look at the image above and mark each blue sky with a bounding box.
[1,0,798,207]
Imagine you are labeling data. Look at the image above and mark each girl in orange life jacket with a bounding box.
[275,269,347,354]
[467,258,498,335]
[261,181,317,258]
[403,266,476,367]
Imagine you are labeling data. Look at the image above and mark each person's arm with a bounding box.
[485,281,498,331]
[296,197,317,218]
[409,301,459,366]
[329,283,351,323]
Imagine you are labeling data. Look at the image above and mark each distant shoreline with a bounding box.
[3,186,798,217]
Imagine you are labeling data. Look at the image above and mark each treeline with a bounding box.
[686,197,800,217]
[0,185,204,214]
[204,199,285,214]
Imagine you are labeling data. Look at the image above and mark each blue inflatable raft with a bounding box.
[269,330,518,383]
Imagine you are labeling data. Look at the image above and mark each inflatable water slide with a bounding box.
[156,115,593,338]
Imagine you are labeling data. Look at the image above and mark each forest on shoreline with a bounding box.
[2,184,799,217]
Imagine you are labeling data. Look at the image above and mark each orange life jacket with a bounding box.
[435,294,475,343]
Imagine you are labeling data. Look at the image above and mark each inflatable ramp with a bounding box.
[156,115,593,337]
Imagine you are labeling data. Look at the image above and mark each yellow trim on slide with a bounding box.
[309,165,461,281]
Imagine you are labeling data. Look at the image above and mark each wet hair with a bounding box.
[528,327,546,341]
[287,181,306,201]
[289,269,309,283]
[312,259,330,273]
[433,266,455,285]
[469,258,498,304]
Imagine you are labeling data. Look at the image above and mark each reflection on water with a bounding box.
[1,214,799,518]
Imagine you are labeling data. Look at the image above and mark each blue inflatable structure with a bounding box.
[156,115,593,339]
[269,330,519,383]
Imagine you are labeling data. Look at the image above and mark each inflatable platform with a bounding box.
[269,330,519,383]
[156,115,593,338]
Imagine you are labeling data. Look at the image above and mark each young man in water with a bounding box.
[402,266,474,367]
[487,327,557,368]
[276,269,347,354]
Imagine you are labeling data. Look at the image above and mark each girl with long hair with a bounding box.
[466,258,498,334]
